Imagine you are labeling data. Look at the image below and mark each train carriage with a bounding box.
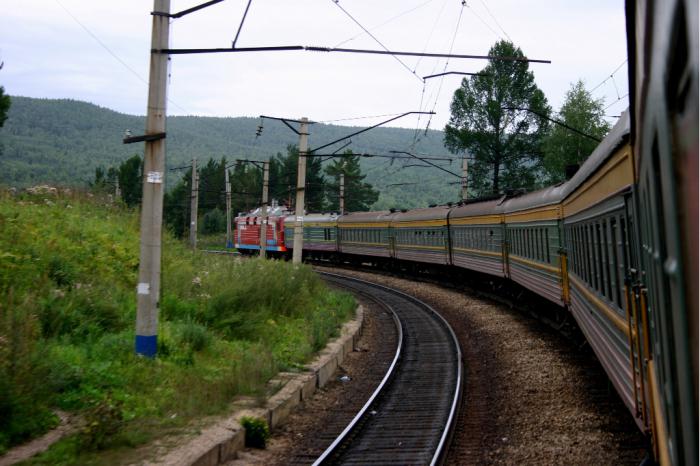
[283,213,339,257]
[626,0,698,462]
[337,211,396,259]
[560,112,641,427]
[502,185,567,305]
[447,198,506,277]
[391,206,451,265]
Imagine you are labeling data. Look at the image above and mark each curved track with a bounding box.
[314,272,463,466]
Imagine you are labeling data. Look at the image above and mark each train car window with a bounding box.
[545,228,551,264]
[588,223,598,290]
[579,225,584,275]
[601,219,613,302]
[584,224,591,283]
[607,218,620,308]
[571,226,577,275]
[612,216,623,307]
[596,222,605,294]
[592,223,601,292]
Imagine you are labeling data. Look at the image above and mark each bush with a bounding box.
[240,416,270,448]
[201,208,226,234]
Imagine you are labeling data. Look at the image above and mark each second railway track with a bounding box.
[314,272,463,466]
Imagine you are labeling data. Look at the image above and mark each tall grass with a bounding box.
[0,190,354,460]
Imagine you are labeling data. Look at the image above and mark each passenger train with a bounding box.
[235,1,697,464]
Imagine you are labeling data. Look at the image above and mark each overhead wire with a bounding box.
[465,2,503,41]
[53,0,189,113]
[412,0,466,148]
[333,0,436,48]
[329,0,422,82]
[604,93,629,112]
[477,0,513,42]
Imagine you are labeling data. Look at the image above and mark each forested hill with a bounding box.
[0,96,461,209]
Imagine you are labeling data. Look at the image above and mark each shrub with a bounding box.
[201,208,226,234]
[240,416,270,449]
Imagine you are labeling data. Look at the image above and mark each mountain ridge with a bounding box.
[0,96,462,209]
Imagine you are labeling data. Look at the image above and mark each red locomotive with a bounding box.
[234,204,290,256]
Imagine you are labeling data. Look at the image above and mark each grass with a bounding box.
[0,189,355,463]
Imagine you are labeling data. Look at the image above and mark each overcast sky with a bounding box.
[1,0,629,132]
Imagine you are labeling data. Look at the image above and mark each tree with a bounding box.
[198,158,227,213]
[270,145,327,212]
[0,86,10,128]
[231,160,262,215]
[444,40,551,196]
[542,80,611,183]
[164,175,190,238]
[118,154,143,207]
[324,152,379,212]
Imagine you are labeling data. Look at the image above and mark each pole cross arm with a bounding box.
[310,111,434,153]
[154,0,225,19]
[123,132,166,144]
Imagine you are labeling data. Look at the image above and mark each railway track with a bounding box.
[313,272,463,466]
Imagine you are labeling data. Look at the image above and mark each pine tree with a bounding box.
[324,152,379,212]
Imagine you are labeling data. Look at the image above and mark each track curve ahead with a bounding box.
[314,272,463,466]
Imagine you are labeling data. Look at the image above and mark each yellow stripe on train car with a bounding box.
[569,275,629,336]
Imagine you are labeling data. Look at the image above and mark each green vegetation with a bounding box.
[240,416,270,449]
[0,96,455,209]
[0,86,10,129]
[0,190,355,461]
[542,80,610,183]
[444,40,551,196]
[325,151,379,212]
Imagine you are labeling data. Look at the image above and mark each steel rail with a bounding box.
[313,272,463,466]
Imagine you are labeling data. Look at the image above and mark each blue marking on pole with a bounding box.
[226,240,233,248]
[135,335,157,357]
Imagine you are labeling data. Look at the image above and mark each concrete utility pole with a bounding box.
[115,178,121,200]
[292,118,309,264]
[339,172,345,214]
[259,160,270,258]
[135,0,169,358]
[225,168,232,248]
[461,156,468,201]
[189,158,199,250]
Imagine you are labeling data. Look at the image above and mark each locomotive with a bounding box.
[234,1,697,463]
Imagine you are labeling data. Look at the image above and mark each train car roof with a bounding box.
[449,196,505,218]
[561,110,631,198]
[337,210,398,224]
[282,213,339,223]
[391,205,451,223]
[500,184,567,213]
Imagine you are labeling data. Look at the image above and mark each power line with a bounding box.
[53,0,188,114]
[477,0,513,43]
[161,45,552,64]
[466,2,503,41]
[317,112,406,123]
[589,59,628,93]
[412,0,449,72]
[333,0,436,48]
[425,2,467,131]
[329,0,422,82]
[604,93,629,111]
